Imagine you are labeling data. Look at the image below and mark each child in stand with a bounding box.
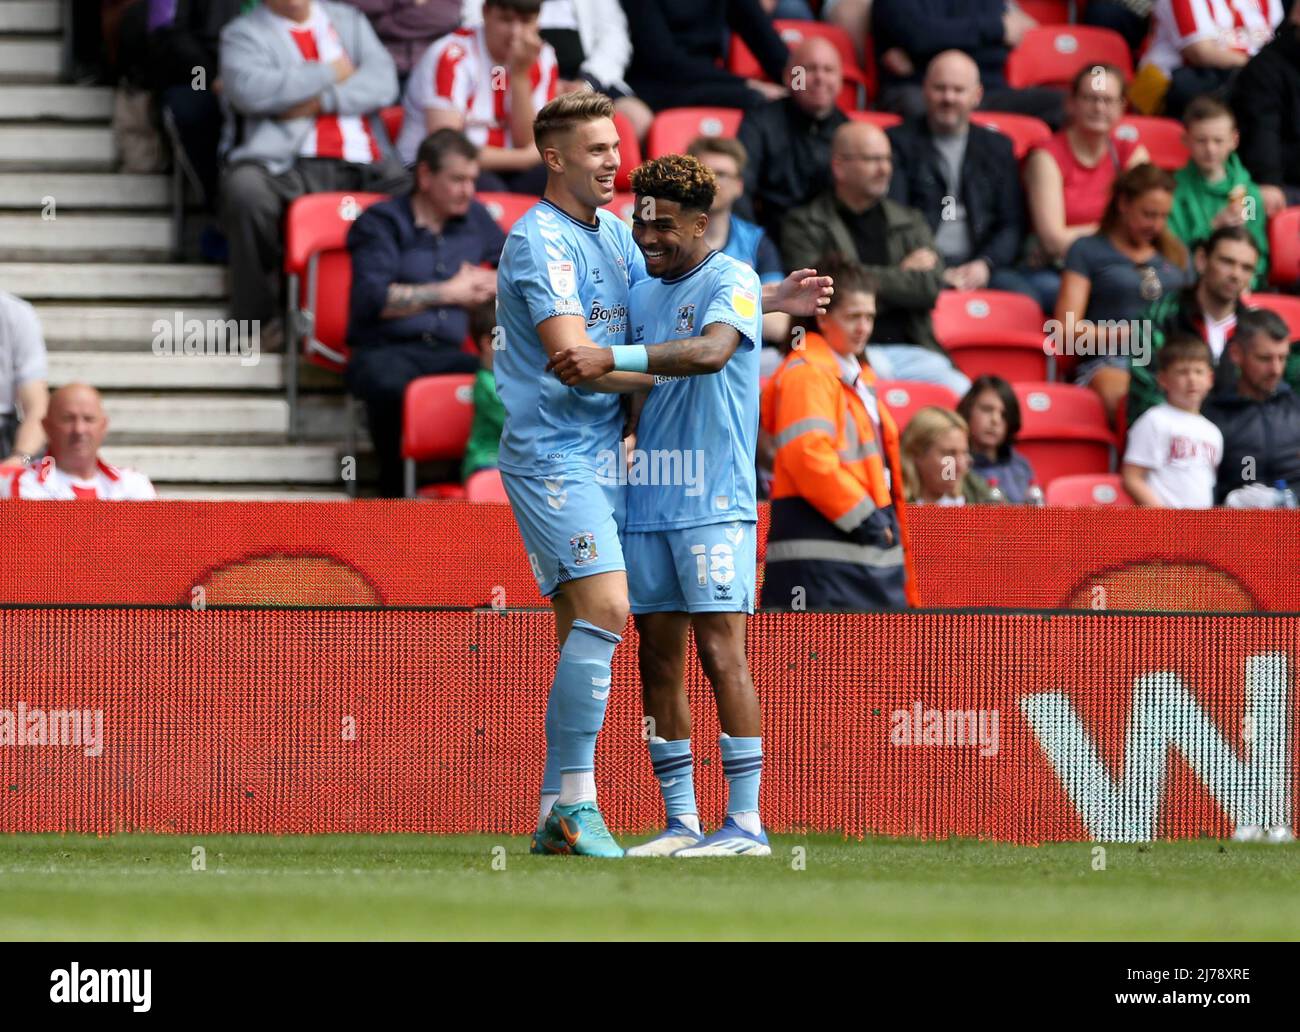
[957,375,1039,504]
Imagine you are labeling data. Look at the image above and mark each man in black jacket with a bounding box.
[1230,2,1300,218]
[735,36,848,238]
[1202,308,1300,504]
[887,50,1028,296]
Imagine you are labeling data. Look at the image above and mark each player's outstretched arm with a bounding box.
[539,314,653,393]
[549,322,741,386]
[765,268,834,317]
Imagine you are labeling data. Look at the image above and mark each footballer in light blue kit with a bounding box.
[549,154,810,858]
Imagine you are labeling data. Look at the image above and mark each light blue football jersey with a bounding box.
[624,250,763,531]
[495,199,646,478]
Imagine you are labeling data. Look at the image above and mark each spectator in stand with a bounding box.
[1055,163,1190,422]
[1122,334,1223,507]
[2,384,155,501]
[735,36,848,237]
[957,375,1038,503]
[1167,96,1269,287]
[398,0,557,192]
[345,129,504,497]
[1083,0,1156,59]
[219,0,408,340]
[1202,307,1300,504]
[343,0,461,89]
[464,0,654,142]
[782,121,971,394]
[1231,1,1300,214]
[148,0,244,212]
[900,406,994,505]
[1127,226,1270,423]
[1140,0,1282,120]
[872,0,1065,128]
[1022,64,1151,312]
[760,255,916,612]
[887,50,1029,296]
[462,298,504,481]
[0,292,49,469]
[686,136,790,351]
[819,0,871,61]
[621,0,789,112]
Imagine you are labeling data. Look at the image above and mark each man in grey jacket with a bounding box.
[220,0,410,335]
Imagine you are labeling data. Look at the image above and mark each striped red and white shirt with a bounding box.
[397,25,559,166]
[272,2,381,164]
[4,457,156,500]
[1146,0,1283,75]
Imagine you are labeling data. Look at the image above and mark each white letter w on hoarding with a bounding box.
[1020,653,1289,841]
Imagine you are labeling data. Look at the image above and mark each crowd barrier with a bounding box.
[0,609,1294,841]
[0,502,1296,610]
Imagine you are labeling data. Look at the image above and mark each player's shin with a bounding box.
[548,618,622,804]
[719,733,764,835]
[648,737,700,833]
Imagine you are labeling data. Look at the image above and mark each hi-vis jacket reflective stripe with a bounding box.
[760,329,919,608]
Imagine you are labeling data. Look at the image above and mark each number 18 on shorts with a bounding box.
[625,521,757,615]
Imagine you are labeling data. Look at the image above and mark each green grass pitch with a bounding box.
[1,834,1297,940]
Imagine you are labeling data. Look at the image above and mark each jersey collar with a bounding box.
[661,249,719,285]
[539,197,600,233]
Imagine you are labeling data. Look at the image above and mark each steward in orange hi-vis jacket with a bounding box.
[760,324,918,610]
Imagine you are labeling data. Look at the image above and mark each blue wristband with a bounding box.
[609,344,648,372]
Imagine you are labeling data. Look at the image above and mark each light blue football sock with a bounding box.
[648,736,698,821]
[546,619,621,775]
[719,733,763,817]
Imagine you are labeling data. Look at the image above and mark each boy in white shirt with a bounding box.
[1123,334,1223,508]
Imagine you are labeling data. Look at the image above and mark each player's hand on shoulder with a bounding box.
[546,343,614,386]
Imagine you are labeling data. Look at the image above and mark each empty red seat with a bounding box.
[1005,26,1133,90]
[466,467,508,502]
[1114,116,1188,171]
[646,107,743,159]
[1016,0,1071,23]
[933,290,1053,381]
[476,191,536,234]
[876,380,960,430]
[970,111,1052,160]
[847,110,901,130]
[402,374,477,498]
[602,191,635,225]
[1044,473,1134,506]
[613,110,641,192]
[1268,206,1300,289]
[1013,382,1116,485]
[1246,292,1300,339]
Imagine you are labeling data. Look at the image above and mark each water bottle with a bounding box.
[1025,483,1045,507]
[1276,479,1299,509]
[986,476,1005,504]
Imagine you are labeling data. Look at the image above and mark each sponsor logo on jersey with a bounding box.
[547,260,576,297]
[731,286,757,320]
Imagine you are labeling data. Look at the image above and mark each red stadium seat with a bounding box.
[1005,26,1133,90]
[970,111,1052,160]
[933,290,1053,381]
[379,105,403,146]
[646,107,743,159]
[402,374,477,499]
[1267,206,1300,289]
[613,110,641,192]
[847,110,901,130]
[1044,473,1134,507]
[466,467,509,502]
[1114,116,1188,171]
[602,191,636,225]
[476,191,536,234]
[1246,292,1300,339]
[1016,0,1071,23]
[1013,382,1117,486]
[728,20,876,109]
[876,380,960,430]
[283,191,388,458]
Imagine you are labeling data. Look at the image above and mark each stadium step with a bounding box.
[0,262,227,299]
[0,1,61,34]
[35,303,227,348]
[0,172,169,210]
[100,444,344,485]
[0,37,61,81]
[154,484,352,501]
[0,124,115,170]
[0,212,172,260]
[0,83,112,120]
[101,393,289,437]
[49,351,283,391]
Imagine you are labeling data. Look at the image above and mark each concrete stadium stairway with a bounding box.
[0,0,353,499]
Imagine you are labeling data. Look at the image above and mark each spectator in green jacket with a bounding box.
[1167,96,1269,290]
[461,299,504,481]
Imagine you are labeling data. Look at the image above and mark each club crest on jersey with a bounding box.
[731,286,757,320]
[570,531,598,566]
[547,260,576,297]
[675,304,696,334]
